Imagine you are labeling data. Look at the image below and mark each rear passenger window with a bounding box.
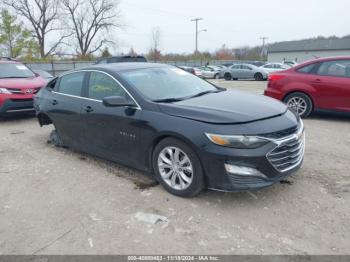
[297,63,316,74]
[58,72,85,96]
[317,60,350,78]
[88,72,128,100]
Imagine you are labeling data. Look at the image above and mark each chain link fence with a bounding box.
[25,60,262,76]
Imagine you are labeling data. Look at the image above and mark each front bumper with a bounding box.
[0,98,35,115]
[201,123,305,192]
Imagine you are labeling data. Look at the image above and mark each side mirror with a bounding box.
[103,96,136,107]
[35,73,40,77]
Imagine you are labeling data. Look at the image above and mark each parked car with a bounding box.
[283,60,298,67]
[178,66,202,77]
[0,58,47,117]
[221,62,235,67]
[261,63,291,73]
[198,65,222,79]
[216,65,227,70]
[96,55,147,64]
[33,70,54,80]
[221,64,268,81]
[264,57,350,118]
[35,63,304,197]
[246,61,268,67]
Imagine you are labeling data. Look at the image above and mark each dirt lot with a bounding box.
[0,80,349,255]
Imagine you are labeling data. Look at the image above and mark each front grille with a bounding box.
[267,132,305,172]
[8,87,41,95]
[10,98,33,102]
[8,88,22,94]
[259,126,298,139]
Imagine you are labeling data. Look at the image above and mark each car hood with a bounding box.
[0,77,47,89]
[158,90,288,124]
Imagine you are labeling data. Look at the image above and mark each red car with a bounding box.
[0,58,47,117]
[264,57,350,118]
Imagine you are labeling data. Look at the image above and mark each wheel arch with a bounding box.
[147,132,208,183]
[37,112,53,126]
[283,90,315,106]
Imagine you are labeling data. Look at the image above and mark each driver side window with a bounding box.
[88,72,129,101]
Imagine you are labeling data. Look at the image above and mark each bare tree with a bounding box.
[3,0,68,58]
[149,27,162,61]
[151,27,161,53]
[62,0,122,57]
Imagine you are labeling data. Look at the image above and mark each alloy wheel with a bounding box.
[157,146,193,190]
[287,97,307,116]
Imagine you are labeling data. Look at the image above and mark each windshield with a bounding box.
[120,67,218,101]
[0,63,35,78]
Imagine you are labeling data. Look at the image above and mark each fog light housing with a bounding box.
[225,164,267,178]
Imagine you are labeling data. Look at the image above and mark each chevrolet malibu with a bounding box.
[34,63,305,197]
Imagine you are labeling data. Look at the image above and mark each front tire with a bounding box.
[153,138,205,197]
[284,92,313,118]
[224,73,232,81]
[254,73,264,81]
[49,129,64,147]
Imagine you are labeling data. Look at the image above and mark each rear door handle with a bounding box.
[51,99,58,105]
[311,78,322,84]
[83,106,94,113]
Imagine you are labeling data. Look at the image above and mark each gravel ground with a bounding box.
[0,80,349,255]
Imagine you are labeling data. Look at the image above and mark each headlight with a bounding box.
[0,88,11,94]
[205,133,269,149]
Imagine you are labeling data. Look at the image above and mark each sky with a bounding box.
[112,0,350,55]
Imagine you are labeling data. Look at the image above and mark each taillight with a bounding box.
[268,74,285,82]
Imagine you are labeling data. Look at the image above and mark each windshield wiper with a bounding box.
[153,97,186,103]
[153,89,224,103]
[187,90,222,99]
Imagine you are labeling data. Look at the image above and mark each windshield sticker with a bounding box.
[16,65,27,70]
[171,68,190,76]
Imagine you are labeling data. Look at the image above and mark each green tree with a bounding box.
[0,9,37,58]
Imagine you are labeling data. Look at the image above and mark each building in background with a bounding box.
[267,36,350,63]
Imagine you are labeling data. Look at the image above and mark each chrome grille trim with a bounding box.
[264,121,305,173]
[7,87,41,94]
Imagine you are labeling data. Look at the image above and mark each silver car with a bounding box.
[221,64,268,81]
[198,65,222,79]
[260,63,290,73]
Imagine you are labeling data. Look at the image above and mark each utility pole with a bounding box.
[191,18,203,54]
[260,37,268,61]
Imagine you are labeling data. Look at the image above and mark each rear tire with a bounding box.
[254,73,264,81]
[214,73,220,79]
[224,73,232,81]
[284,92,313,118]
[152,138,205,198]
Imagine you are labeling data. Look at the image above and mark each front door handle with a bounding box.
[83,106,94,113]
[51,99,58,105]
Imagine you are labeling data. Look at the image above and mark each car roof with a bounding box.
[311,56,350,62]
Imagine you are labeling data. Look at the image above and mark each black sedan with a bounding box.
[34,63,305,197]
